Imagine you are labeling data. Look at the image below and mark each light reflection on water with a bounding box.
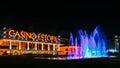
[33,56,117,60]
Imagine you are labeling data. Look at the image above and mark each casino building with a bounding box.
[0,27,80,56]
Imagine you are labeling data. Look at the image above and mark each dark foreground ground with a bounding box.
[0,55,120,67]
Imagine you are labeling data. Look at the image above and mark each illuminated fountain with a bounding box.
[33,25,108,60]
[67,25,108,59]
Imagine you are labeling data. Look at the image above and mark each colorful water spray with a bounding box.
[67,25,108,58]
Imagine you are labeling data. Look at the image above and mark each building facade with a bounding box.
[0,27,79,56]
[107,34,120,53]
[114,35,120,52]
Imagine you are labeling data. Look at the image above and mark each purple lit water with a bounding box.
[67,25,108,59]
[33,25,109,60]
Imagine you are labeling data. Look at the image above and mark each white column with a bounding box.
[42,43,44,50]
[34,42,37,50]
[27,42,29,50]
[48,44,50,51]
[9,40,12,49]
[19,41,21,50]
[53,44,55,51]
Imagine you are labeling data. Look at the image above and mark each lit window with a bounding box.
[115,35,118,38]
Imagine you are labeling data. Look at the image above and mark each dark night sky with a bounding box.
[0,3,119,37]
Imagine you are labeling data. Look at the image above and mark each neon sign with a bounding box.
[7,30,58,43]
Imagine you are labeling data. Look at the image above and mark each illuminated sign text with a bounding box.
[8,30,58,43]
